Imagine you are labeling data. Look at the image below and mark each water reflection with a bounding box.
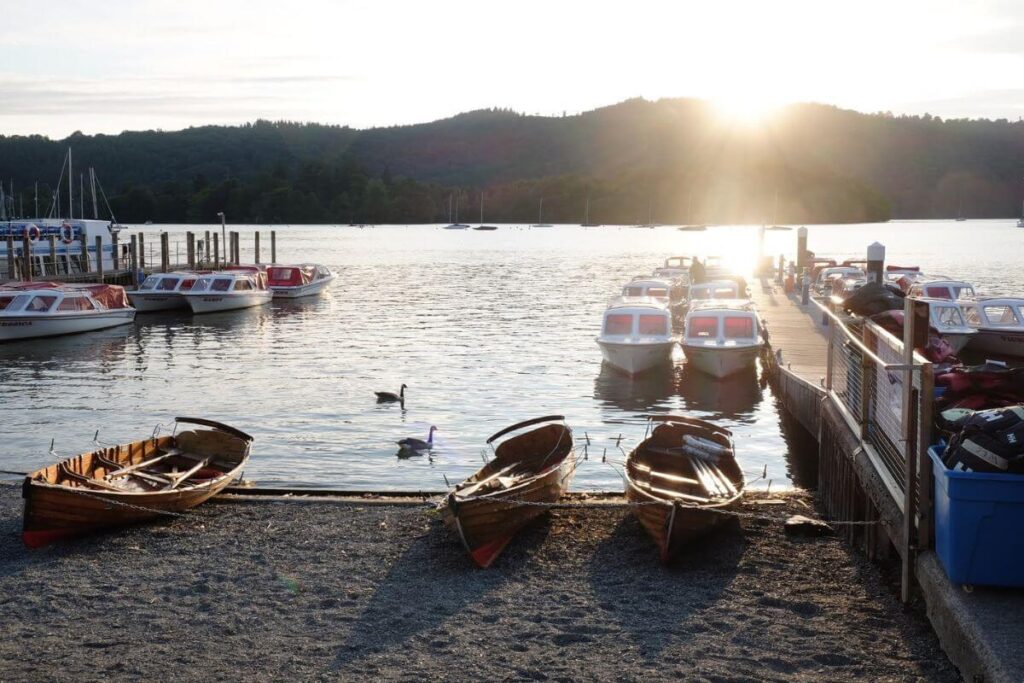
[593,364,682,413]
[677,365,762,420]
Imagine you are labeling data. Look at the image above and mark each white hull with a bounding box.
[683,344,760,378]
[966,328,1024,358]
[0,310,135,341]
[126,292,189,312]
[270,275,335,299]
[183,291,272,314]
[597,340,675,375]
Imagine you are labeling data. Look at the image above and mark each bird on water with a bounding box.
[397,426,437,456]
[376,384,407,403]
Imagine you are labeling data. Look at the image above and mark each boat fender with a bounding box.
[60,222,75,244]
[24,224,41,241]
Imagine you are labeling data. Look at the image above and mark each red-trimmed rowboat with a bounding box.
[22,417,252,548]
[442,415,576,568]
[625,415,743,563]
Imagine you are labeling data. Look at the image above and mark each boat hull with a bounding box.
[269,275,334,299]
[127,292,189,312]
[942,331,974,354]
[183,291,272,313]
[597,340,675,375]
[0,310,135,341]
[965,328,1024,358]
[682,344,760,378]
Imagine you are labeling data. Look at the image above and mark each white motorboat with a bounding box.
[664,256,692,271]
[181,267,272,314]
[623,277,686,317]
[682,300,763,378]
[688,280,743,305]
[921,298,977,353]
[815,266,865,294]
[906,278,976,301]
[126,272,201,312]
[596,301,676,375]
[0,282,135,341]
[960,297,1024,357]
[267,263,335,299]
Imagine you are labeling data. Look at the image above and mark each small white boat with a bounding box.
[682,300,763,378]
[596,301,676,375]
[687,280,743,305]
[267,263,335,299]
[960,297,1024,357]
[181,268,272,314]
[126,272,201,312]
[623,277,686,317]
[815,266,865,294]
[921,298,976,353]
[906,278,976,300]
[664,256,692,271]
[0,282,135,341]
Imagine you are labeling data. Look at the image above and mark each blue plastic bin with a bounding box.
[929,446,1024,587]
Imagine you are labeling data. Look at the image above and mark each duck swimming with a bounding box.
[397,425,436,455]
[376,384,407,403]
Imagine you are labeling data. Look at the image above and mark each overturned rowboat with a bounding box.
[22,417,252,548]
[624,415,744,563]
[442,415,576,568]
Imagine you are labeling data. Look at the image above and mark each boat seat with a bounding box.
[57,463,127,492]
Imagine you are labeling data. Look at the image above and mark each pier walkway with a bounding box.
[755,273,1024,682]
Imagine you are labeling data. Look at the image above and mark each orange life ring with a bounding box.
[24,224,40,241]
[59,222,74,244]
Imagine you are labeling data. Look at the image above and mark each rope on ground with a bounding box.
[61,486,189,518]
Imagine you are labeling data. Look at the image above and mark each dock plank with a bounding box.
[753,278,829,385]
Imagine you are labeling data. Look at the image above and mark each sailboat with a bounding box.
[955,187,967,222]
[474,192,498,230]
[634,199,656,228]
[581,197,600,227]
[532,198,553,227]
[444,194,471,229]
[679,189,706,231]
[1017,198,1024,228]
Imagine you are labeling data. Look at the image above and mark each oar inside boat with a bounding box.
[442,415,576,568]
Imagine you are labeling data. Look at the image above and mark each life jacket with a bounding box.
[943,406,1024,474]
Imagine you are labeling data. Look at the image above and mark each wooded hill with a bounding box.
[1,97,1022,224]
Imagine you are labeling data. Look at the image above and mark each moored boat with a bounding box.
[22,417,253,547]
[625,415,744,562]
[597,300,676,375]
[267,263,335,299]
[441,415,576,567]
[0,282,136,340]
[181,267,272,313]
[682,300,762,378]
[922,298,976,353]
[905,277,976,300]
[126,271,201,311]
[960,297,1024,357]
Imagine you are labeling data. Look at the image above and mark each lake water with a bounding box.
[1,220,1020,491]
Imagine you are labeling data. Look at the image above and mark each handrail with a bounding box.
[809,297,927,370]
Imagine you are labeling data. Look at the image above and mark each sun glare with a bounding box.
[711,96,783,128]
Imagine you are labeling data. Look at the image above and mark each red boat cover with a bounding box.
[267,266,314,287]
[0,282,130,309]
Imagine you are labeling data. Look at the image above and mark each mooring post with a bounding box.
[95,236,104,282]
[186,231,196,269]
[204,230,211,265]
[21,232,32,282]
[80,229,90,272]
[5,234,14,280]
[254,231,261,264]
[233,232,240,264]
[161,232,170,272]
[111,231,120,271]
[800,270,809,305]
[129,234,139,287]
[138,232,146,270]
[866,241,885,284]
[213,233,220,268]
[48,236,57,276]
[796,226,808,269]
[270,230,277,263]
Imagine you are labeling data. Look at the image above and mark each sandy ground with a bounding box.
[0,484,957,682]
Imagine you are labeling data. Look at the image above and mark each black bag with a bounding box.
[842,282,904,316]
[943,406,1024,474]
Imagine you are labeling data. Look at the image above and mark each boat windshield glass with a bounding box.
[139,276,160,291]
[954,285,975,299]
[925,286,953,300]
[57,295,96,311]
[0,295,15,311]
[26,295,57,312]
[647,288,668,298]
[724,316,755,339]
[712,287,737,299]
[687,316,719,338]
[156,277,179,291]
[603,314,633,335]
[624,286,644,297]
[962,305,982,327]
[983,305,1019,326]
[638,315,668,336]
[190,279,210,292]
[179,278,197,291]
[211,279,232,292]
[234,279,253,291]
[932,306,965,328]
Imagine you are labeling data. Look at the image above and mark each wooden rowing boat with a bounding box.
[442,415,576,568]
[624,415,743,563]
[22,417,253,548]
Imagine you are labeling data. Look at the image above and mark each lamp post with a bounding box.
[216,212,226,266]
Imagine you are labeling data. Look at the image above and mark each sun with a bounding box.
[711,95,784,128]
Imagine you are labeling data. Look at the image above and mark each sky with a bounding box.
[2,0,1024,138]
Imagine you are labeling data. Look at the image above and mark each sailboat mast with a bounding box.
[90,168,99,219]
[539,197,543,224]
[34,182,38,218]
[68,148,73,220]
[79,173,84,219]
[480,192,484,223]
[585,197,590,224]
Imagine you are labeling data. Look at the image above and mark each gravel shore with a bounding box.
[0,484,956,682]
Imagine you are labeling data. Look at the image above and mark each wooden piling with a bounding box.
[6,234,15,280]
[80,230,90,272]
[21,232,32,282]
[271,230,277,263]
[160,232,170,273]
[138,232,146,270]
[204,230,211,265]
[213,233,220,267]
[95,236,104,282]
[129,234,138,287]
[111,232,120,270]
[187,231,196,269]
[254,231,261,264]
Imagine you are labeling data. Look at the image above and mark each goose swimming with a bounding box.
[375,384,407,403]
[397,426,436,455]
